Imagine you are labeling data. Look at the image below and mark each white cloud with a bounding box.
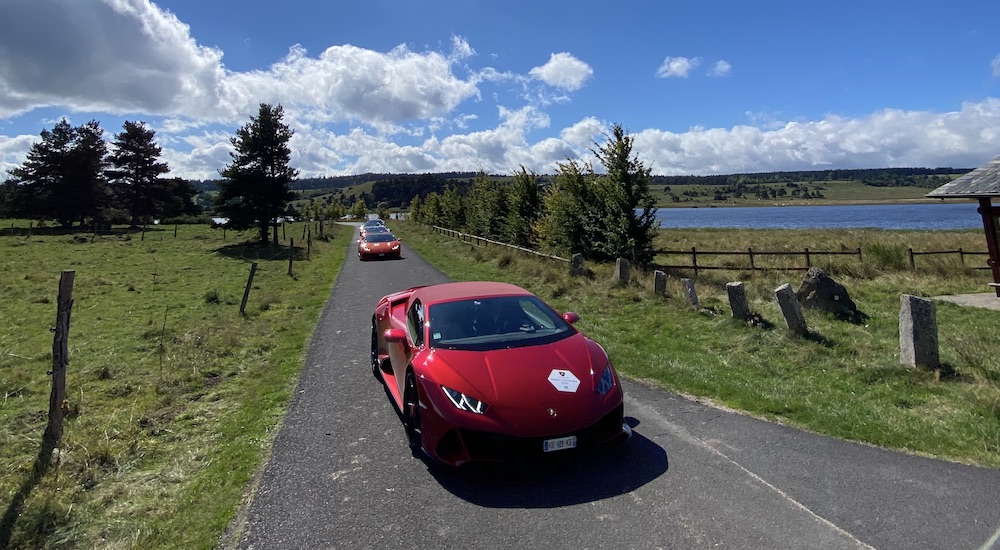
[709,60,732,77]
[529,53,594,91]
[632,98,1000,175]
[992,53,1000,77]
[0,0,226,119]
[656,56,702,78]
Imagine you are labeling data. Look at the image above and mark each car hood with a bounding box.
[426,334,612,427]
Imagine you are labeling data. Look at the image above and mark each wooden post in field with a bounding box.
[174,225,178,238]
[240,263,258,316]
[307,229,312,260]
[288,238,294,276]
[44,271,75,446]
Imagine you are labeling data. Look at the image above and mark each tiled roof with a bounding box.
[927,155,1000,198]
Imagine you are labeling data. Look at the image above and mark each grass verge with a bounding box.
[0,221,350,549]
[394,222,1000,469]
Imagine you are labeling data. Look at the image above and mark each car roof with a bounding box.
[415,281,534,304]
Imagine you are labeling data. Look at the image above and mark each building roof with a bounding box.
[927,154,1000,198]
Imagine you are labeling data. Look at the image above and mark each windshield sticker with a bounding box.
[548,369,580,393]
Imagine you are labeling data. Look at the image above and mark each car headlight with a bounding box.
[595,363,615,396]
[391,244,400,250]
[361,243,371,250]
[442,386,489,414]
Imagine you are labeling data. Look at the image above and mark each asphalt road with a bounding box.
[232,224,1000,550]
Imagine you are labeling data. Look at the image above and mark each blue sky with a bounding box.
[1,0,999,180]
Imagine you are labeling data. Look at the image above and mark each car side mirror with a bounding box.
[384,328,408,343]
[562,312,580,324]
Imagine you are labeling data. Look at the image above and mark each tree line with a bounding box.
[651,167,969,188]
[410,124,659,264]
[1,119,199,228]
[2,104,298,245]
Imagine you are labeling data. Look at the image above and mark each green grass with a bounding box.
[0,220,350,549]
[394,222,1000,469]
[3,216,999,547]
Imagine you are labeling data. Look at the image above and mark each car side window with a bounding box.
[406,299,425,347]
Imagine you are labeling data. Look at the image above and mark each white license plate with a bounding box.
[543,435,577,452]
[378,252,385,256]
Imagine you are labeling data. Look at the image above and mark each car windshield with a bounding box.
[428,295,575,351]
[364,233,397,243]
[362,220,385,228]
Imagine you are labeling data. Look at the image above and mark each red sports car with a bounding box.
[371,281,629,466]
[357,232,402,260]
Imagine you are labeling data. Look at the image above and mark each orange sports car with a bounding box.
[358,232,402,260]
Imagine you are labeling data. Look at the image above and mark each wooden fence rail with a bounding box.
[907,248,989,269]
[654,247,863,274]
[430,225,570,263]
[428,225,991,274]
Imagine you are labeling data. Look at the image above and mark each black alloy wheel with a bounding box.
[402,371,423,456]
[370,319,381,379]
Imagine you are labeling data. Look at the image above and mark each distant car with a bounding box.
[358,232,402,260]
[371,281,630,466]
[360,225,390,239]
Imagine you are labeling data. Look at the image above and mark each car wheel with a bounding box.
[370,319,381,379]
[402,371,422,456]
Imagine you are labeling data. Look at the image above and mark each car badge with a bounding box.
[548,369,580,393]
[548,408,557,417]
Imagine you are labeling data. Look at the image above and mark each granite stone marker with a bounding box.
[775,283,808,335]
[899,294,939,368]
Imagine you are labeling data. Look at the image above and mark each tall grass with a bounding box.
[0,221,350,549]
[396,222,1000,469]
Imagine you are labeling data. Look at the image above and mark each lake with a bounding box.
[654,202,983,230]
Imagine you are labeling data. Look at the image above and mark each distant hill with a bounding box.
[191,167,973,210]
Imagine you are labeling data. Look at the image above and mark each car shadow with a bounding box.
[426,417,668,508]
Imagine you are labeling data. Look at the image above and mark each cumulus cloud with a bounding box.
[992,53,1000,77]
[0,0,481,129]
[0,0,226,119]
[529,53,594,91]
[631,98,1000,176]
[709,60,732,77]
[656,56,701,78]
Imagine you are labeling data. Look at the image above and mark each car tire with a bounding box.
[370,319,381,380]
[403,371,422,456]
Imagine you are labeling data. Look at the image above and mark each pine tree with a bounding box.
[216,104,298,245]
[108,121,171,227]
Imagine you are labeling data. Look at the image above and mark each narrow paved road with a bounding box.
[233,224,1000,550]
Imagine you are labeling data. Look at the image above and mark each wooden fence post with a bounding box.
[908,248,915,269]
[691,247,699,276]
[288,238,294,276]
[804,247,811,267]
[240,263,258,316]
[748,247,755,270]
[44,270,75,446]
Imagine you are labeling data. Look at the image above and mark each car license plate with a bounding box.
[378,252,385,256]
[543,435,577,452]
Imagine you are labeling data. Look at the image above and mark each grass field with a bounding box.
[393,222,1000,470]
[2,216,999,549]
[0,220,350,549]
